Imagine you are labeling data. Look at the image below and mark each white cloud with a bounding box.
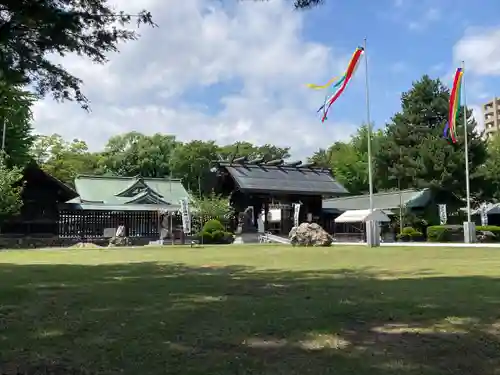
[454,27,500,76]
[32,0,358,159]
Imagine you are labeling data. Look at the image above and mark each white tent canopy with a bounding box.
[334,209,391,223]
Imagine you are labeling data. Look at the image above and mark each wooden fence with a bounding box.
[58,209,183,238]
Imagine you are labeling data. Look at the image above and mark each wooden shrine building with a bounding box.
[209,157,348,235]
[0,163,79,236]
[60,175,190,239]
[0,166,192,245]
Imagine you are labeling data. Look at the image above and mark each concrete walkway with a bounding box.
[332,241,500,248]
[261,233,500,248]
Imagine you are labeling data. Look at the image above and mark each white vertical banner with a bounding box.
[293,203,301,227]
[179,198,191,234]
[438,204,447,225]
[481,205,488,226]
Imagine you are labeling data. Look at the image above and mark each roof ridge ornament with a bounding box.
[115,178,162,197]
[284,160,302,167]
[299,162,315,168]
[233,156,248,163]
[265,159,283,166]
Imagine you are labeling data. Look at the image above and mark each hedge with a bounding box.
[396,226,424,242]
[195,219,234,244]
[426,225,500,242]
[202,219,225,233]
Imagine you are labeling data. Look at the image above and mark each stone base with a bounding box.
[463,221,476,243]
[148,240,166,246]
[366,220,380,247]
[233,233,260,244]
[0,236,158,249]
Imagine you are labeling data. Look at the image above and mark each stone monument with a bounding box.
[108,225,132,247]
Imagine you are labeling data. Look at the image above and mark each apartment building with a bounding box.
[483,97,500,139]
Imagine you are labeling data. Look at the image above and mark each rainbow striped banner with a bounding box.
[446,67,463,143]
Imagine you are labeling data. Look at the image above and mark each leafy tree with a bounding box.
[99,132,179,177]
[219,142,258,160]
[191,193,234,223]
[219,142,290,161]
[0,81,35,167]
[309,123,384,194]
[31,134,100,185]
[257,144,291,160]
[0,153,23,224]
[170,140,219,195]
[376,75,488,208]
[0,0,155,108]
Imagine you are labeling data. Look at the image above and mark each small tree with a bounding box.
[191,192,234,231]
[0,153,23,225]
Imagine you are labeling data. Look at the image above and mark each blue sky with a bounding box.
[33,0,500,158]
[301,0,499,129]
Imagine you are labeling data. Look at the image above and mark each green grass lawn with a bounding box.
[1,244,500,375]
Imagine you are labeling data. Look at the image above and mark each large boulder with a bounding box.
[289,222,333,247]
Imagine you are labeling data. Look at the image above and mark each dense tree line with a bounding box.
[0,0,496,222]
[28,133,291,193]
[0,73,496,219]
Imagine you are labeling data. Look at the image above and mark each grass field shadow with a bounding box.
[0,261,499,374]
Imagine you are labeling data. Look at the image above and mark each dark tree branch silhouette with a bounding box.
[0,0,156,109]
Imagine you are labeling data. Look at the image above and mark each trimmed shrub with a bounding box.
[477,225,500,242]
[196,231,214,243]
[211,230,225,243]
[222,232,235,244]
[477,225,500,235]
[195,220,234,244]
[427,225,500,242]
[202,219,224,234]
[397,227,424,242]
[427,225,462,242]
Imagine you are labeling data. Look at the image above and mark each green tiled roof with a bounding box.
[66,175,190,210]
[323,189,431,211]
[70,203,181,212]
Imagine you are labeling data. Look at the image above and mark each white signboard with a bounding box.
[438,204,447,225]
[481,205,488,226]
[179,198,191,234]
[293,203,301,227]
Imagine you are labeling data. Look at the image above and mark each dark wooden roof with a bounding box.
[23,163,79,202]
[218,162,348,196]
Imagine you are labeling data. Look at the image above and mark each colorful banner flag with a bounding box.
[446,68,463,143]
[307,46,364,122]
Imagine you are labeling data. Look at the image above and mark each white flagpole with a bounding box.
[364,38,374,212]
[462,61,472,224]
